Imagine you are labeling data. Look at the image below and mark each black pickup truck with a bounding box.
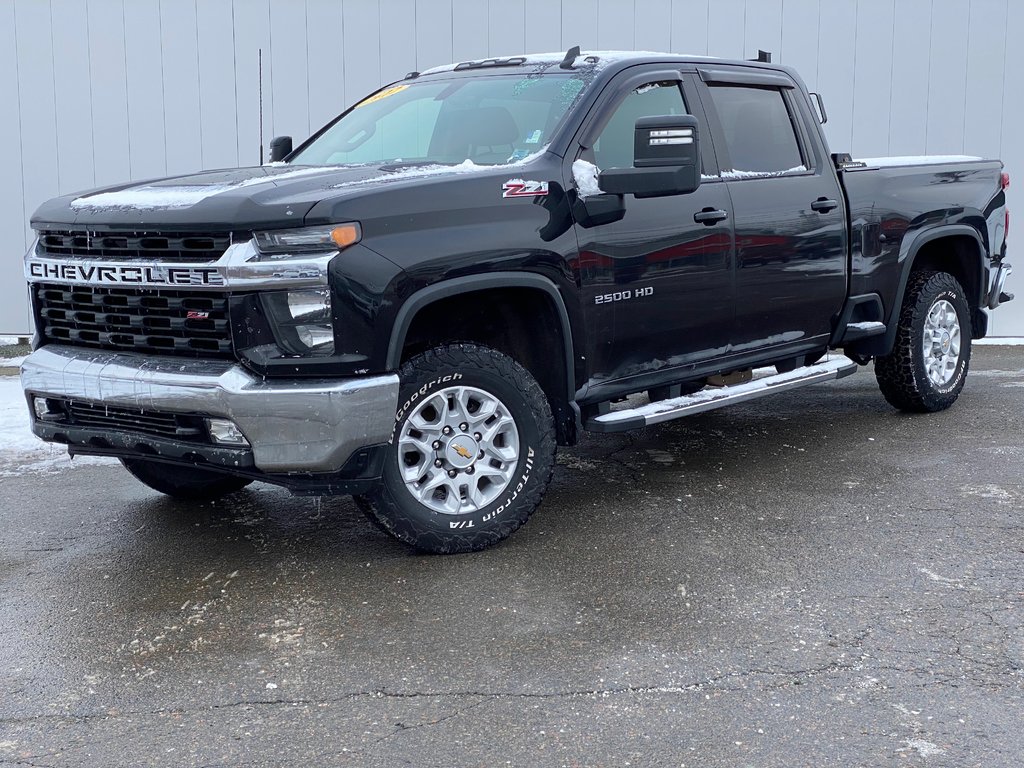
[21,49,1013,553]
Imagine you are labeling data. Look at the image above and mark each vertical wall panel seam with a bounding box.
[924,0,933,150]
[231,0,240,167]
[886,0,898,154]
[158,0,168,173]
[961,0,973,154]
[195,0,204,168]
[999,0,1007,158]
[120,0,132,173]
[342,0,350,109]
[305,0,311,136]
[12,0,27,251]
[775,1,782,74]
[85,0,97,186]
[850,0,860,153]
[47,1,61,191]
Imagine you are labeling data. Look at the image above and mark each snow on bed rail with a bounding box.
[855,155,983,168]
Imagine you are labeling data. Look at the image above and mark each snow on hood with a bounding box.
[69,166,351,211]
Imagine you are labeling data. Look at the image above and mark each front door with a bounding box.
[571,72,735,389]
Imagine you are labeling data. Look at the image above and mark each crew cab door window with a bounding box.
[707,85,805,174]
[591,82,688,170]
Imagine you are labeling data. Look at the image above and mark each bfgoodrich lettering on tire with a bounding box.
[874,270,972,413]
[355,343,557,554]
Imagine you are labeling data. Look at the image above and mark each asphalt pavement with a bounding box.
[1,347,1022,767]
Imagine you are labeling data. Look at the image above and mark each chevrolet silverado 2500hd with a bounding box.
[21,49,1013,553]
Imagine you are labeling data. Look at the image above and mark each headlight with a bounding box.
[252,223,361,259]
[262,288,335,355]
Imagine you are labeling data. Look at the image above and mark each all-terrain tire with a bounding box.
[874,270,972,413]
[120,458,253,500]
[355,343,556,554]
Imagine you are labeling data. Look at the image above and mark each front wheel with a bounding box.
[875,270,972,413]
[120,458,253,500]
[355,343,557,554]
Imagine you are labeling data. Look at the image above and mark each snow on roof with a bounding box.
[419,50,707,76]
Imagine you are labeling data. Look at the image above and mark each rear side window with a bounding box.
[707,85,805,174]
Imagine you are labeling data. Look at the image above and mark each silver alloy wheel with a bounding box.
[397,385,520,515]
[922,298,962,387]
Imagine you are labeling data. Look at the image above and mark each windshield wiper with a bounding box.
[378,160,456,172]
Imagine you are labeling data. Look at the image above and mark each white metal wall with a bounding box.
[3,0,1021,334]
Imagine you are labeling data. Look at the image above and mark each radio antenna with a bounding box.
[258,48,264,165]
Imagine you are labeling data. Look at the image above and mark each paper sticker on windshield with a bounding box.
[355,85,408,108]
[525,129,543,144]
[503,179,549,198]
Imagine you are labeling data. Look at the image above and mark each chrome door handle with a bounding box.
[694,208,729,225]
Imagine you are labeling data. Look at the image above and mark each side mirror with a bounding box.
[599,115,701,198]
[269,135,293,162]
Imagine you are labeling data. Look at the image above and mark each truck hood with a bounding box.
[29,163,477,232]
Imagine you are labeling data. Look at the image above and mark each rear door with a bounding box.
[570,68,735,386]
[697,68,847,352]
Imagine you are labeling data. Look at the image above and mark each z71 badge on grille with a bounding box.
[502,179,549,198]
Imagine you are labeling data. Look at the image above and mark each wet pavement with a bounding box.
[1,347,1022,767]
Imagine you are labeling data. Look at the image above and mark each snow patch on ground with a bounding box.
[572,159,603,197]
[0,356,26,368]
[0,377,114,475]
[904,739,945,758]
[974,337,1024,346]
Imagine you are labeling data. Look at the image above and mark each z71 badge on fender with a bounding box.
[502,180,549,198]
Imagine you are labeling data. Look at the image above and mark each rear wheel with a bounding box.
[875,270,972,413]
[355,343,556,554]
[120,458,252,500]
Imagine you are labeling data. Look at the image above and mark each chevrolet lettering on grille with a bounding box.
[26,260,225,287]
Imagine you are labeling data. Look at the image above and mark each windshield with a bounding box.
[290,73,588,167]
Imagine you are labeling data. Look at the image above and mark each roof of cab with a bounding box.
[414,49,792,78]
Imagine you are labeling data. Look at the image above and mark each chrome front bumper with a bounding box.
[20,345,399,473]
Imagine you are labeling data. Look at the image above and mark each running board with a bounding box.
[586,356,859,433]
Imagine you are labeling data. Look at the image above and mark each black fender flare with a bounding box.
[853,224,987,357]
[385,272,578,405]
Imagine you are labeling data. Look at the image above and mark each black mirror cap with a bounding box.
[599,165,701,198]
[634,114,699,168]
[269,135,293,162]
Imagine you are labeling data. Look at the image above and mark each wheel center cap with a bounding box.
[444,435,479,469]
[940,331,951,353]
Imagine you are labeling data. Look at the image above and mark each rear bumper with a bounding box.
[20,345,399,474]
